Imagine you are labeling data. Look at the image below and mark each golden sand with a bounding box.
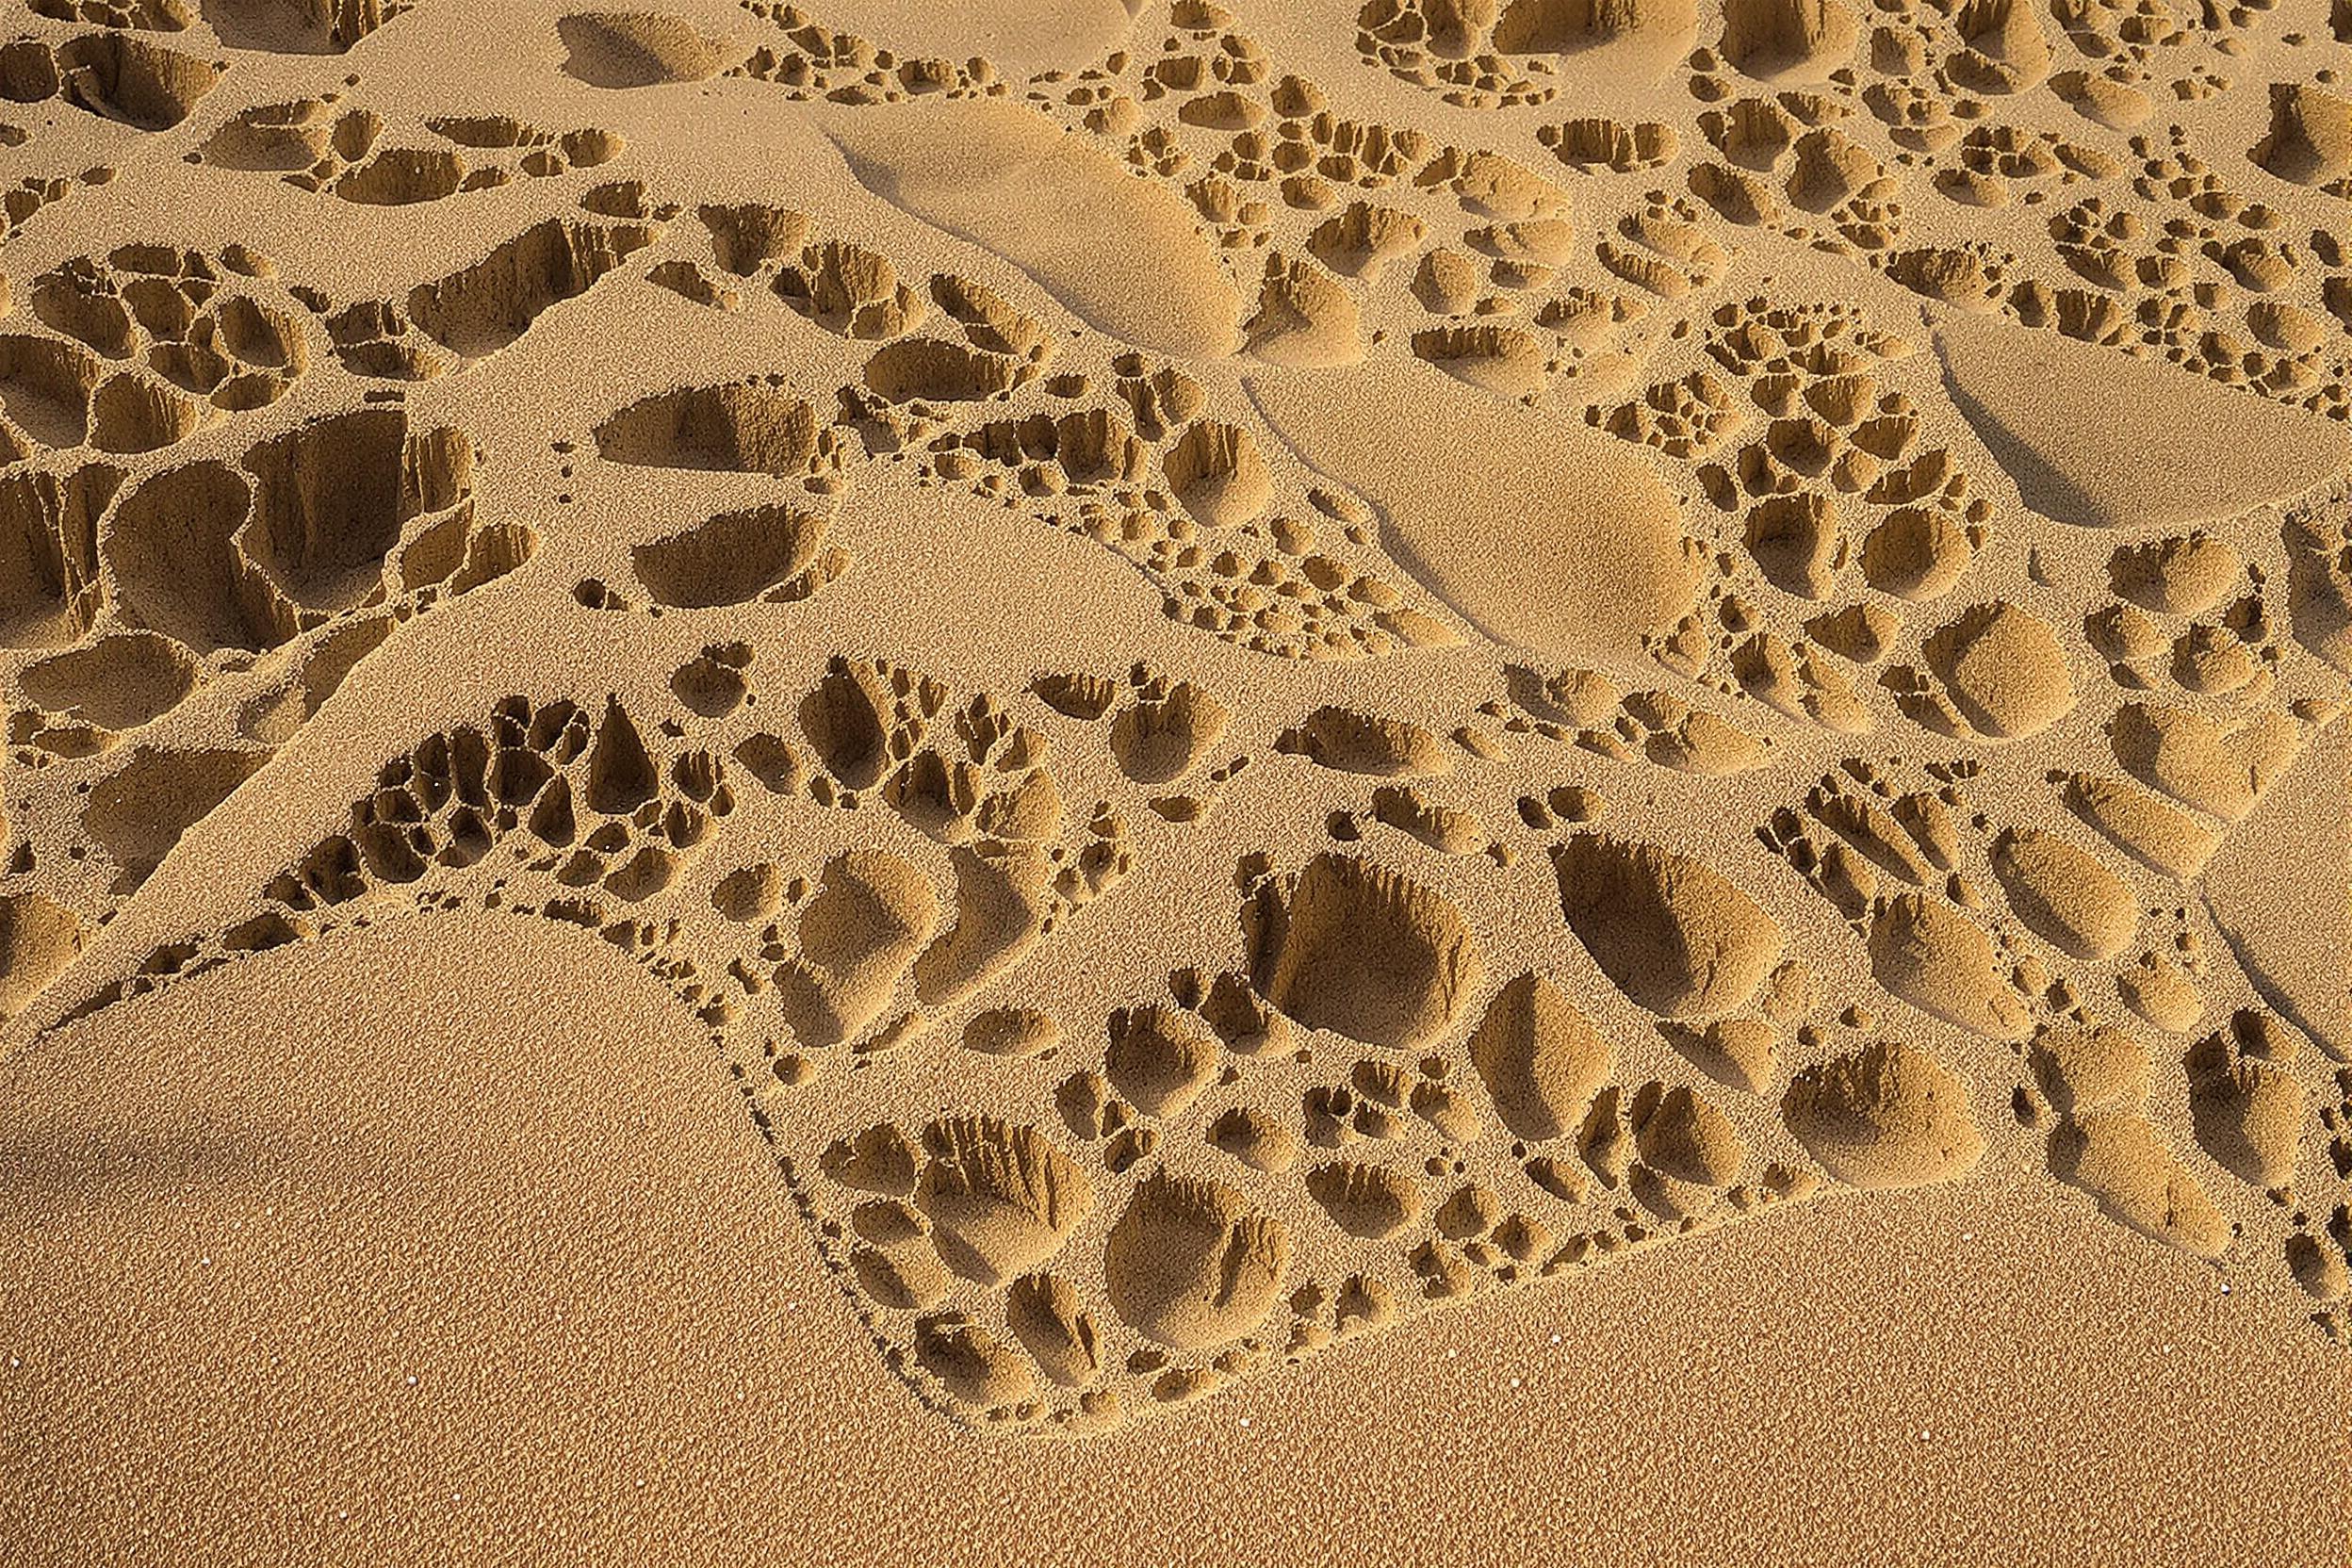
[0,0,2348,1560]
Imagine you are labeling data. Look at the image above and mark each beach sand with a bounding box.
[0,0,2347,1560]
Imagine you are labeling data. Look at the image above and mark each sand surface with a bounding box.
[0,0,2348,1560]
[5,911,2340,1565]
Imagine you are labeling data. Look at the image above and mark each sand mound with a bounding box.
[1917,601,2075,741]
[1937,312,2348,530]
[1465,971,1613,1140]
[2286,486,2352,674]
[1243,256,1364,370]
[772,848,936,1046]
[1720,0,1859,83]
[1254,361,1697,666]
[2253,82,2352,187]
[2048,1113,2231,1258]
[407,218,656,360]
[1631,1080,1747,1185]
[1989,827,2135,961]
[1103,1170,1289,1349]
[1781,1038,1986,1189]
[1554,832,1783,1019]
[2108,532,2243,616]
[1108,678,1227,783]
[1162,419,1273,528]
[828,100,1239,358]
[2203,727,2351,1058]
[1307,1159,1424,1238]
[2030,1022,2152,1119]
[558,11,732,86]
[1867,892,2030,1039]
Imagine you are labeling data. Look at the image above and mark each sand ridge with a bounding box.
[0,0,2346,1548]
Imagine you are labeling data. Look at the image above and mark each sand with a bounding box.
[0,0,2348,1560]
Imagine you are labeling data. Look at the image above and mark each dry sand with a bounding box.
[0,0,2348,1560]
